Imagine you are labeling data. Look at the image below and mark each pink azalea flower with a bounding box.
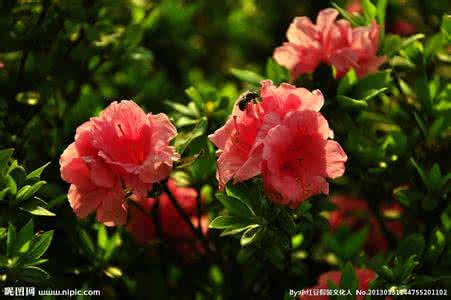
[274,8,385,80]
[127,179,207,259]
[208,80,324,190]
[300,269,377,300]
[210,80,346,207]
[274,9,337,80]
[60,100,179,226]
[346,21,386,78]
[261,111,347,208]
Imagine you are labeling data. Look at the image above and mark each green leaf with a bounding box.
[277,208,296,236]
[332,2,366,26]
[123,24,143,47]
[97,225,108,250]
[425,33,446,61]
[410,158,428,185]
[230,68,264,85]
[15,220,34,254]
[291,234,304,248]
[383,34,403,56]
[381,265,394,281]
[337,95,368,109]
[413,112,427,137]
[209,265,223,285]
[216,193,255,218]
[401,33,425,49]
[9,164,26,186]
[390,55,416,68]
[26,162,50,181]
[428,117,448,140]
[19,197,55,216]
[185,86,204,111]
[339,263,359,297]
[352,70,391,98]
[104,231,121,261]
[18,266,50,282]
[7,160,19,176]
[396,255,419,282]
[209,216,250,229]
[429,163,442,188]
[26,258,48,266]
[15,181,46,204]
[15,185,31,203]
[337,69,357,95]
[343,226,369,258]
[176,117,207,155]
[397,234,425,260]
[240,225,263,246]
[362,0,377,24]
[415,76,432,110]
[5,175,17,195]
[265,58,288,84]
[363,87,388,101]
[0,187,10,200]
[220,224,259,237]
[174,116,198,127]
[441,14,451,42]
[78,228,96,258]
[0,148,14,176]
[426,228,445,263]
[175,151,203,169]
[0,228,6,240]
[19,230,54,265]
[165,101,199,118]
[7,223,16,257]
[224,183,262,214]
[376,0,387,39]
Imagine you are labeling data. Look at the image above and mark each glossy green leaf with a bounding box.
[339,263,359,298]
[18,266,50,282]
[216,193,255,218]
[0,149,14,176]
[78,229,96,259]
[19,197,55,216]
[185,86,204,111]
[15,219,34,254]
[230,68,264,85]
[397,234,425,260]
[26,162,50,181]
[220,224,259,237]
[240,225,263,246]
[209,216,251,229]
[15,181,46,204]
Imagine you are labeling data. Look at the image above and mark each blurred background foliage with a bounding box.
[0,0,450,299]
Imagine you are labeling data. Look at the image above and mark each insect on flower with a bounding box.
[237,91,262,111]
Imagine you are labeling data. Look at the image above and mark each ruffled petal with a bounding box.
[325,140,348,179]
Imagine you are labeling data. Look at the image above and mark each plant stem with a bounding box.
[160,180,211,255]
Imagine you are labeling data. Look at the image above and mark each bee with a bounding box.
[237,91,261,111]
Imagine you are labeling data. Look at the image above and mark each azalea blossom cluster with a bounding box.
[209,80,347,208]
[60,101,179,226]
[329,195,403,254]
[273,8,385,79]
[127,179,208,258]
